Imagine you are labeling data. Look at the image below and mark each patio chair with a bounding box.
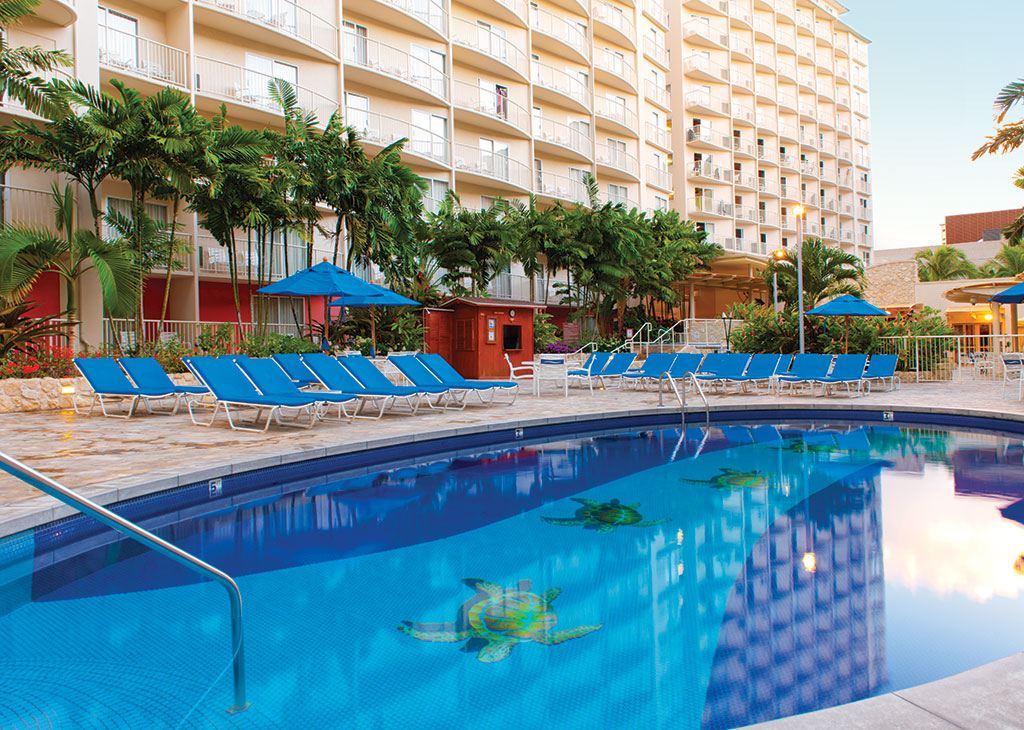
[302,353,421,417]
[118,357,209,399]
[621,352,675,390]
[1001,353,1024,399]
[653,352,705,394]
[773,354,835,393]
[418,353,519,405]
[567,352,611,384]
[340,356,449,408]
[694,353,752,391]
[270,353,321,388]
[812,354,869,396]
[863,354,900,392]
[183,356,321,432]
[73,357,180,418]
[718,353,784,393]
[504,353,534,384]
[595,352,638,389]
[237,357,358,421]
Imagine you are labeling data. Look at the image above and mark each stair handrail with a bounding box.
[649,319,686,349]
[0,451,249,714]
[613,321,652,353]
[657,371,710,426]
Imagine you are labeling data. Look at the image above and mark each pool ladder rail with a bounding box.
[657,371,710,427]
[0,451,250,715]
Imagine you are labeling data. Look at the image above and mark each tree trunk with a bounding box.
[158,195,181,332]
[228,230,243,327]
[133,189,146,350]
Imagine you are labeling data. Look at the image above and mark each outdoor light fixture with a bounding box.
[60,384,75,395]
[985,313,994,321]
[802,552,817,573]
[792,204,807,353]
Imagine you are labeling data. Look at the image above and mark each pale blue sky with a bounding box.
[841,1,1023,249]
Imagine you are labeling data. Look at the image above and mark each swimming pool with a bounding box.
[2,419,1024,729]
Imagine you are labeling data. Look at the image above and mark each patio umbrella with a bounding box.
[258,261,382,344]
[988,280,1024,303]
[329,282,421,356]
[807,294,890,354]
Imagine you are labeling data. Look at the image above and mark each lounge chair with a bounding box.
[302,353,422,417]
[654,352,706,393]
[812,354,869,396]
[567,352,611,385]
[119,357,209,399]
[720,354,784,393]
[694,353,752,391]
[341,356,449,408]
[773,354,835,393]
[594,352,637,389]
[417,354,519,405]
[237,357,358,420]
[73,357,180,418]
[863,354,900,392]
[621,352,675,390]
[270,353,320,388]
[183,356,321,432]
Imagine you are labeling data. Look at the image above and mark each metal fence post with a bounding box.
[914,337,920,383]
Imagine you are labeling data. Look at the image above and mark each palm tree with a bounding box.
[0,0,71,119]
[0,183,136,346]
[973,77,1024,242]
[983,244,1024,277]
[765,237,864,309]
[914,246,980,281]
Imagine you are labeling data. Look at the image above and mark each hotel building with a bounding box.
[2,0,871,344]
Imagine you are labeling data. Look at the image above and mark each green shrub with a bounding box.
[533,311,559,350]
[240,332,321,358]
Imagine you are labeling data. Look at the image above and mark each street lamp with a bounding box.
[771,248,786,312]
[793,204,806,354]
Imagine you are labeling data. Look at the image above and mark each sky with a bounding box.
[840,1,1024,249]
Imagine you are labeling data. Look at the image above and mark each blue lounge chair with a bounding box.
[388,355,475,408]
[567,352,612,389]
[183,356,321,432]
[341,356,449,407]
[654,352,705,394]
[302,353,421,417]
[595,352,637,389]
[773,354,835,393]
[720,354,784,393]
[73,357,180,418]
[621,352,676,390]
[417,354,518,405]
[695,353,751,390]
[119,357,209,398]
[813,354,869,396]
[237,357,358,420]
[863,354,900,391]
[270,353,320,388]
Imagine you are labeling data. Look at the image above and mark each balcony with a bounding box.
[686,126,729,150]
[684,0,728,15]
[754,50,774,72]
[644,79,669,110]
[776,29,796,53]
[593,2,636,50]
[451,18,528,81]
[197,234,308,281]
[802,191,819,206]
[776,61,797,82]
[594,50,637,93]
[728,1,752,29]
[779,153,797,170]
[480,0,528,27]
[532,61,590,112]
[643,0,669,30]
[151,235,195,275]
[530,6,590,64]
[645,122,670,151]
[759,210,780,227]
[99,25,188,89]
[0,185,61,230]
[595,96,638,137]
[685,89,730,117]
[193,0,338,60]
[596,146,639,179]
[833,37,849,57]
[779,183,794,200]
[734,171,756,190]
[599,191,638,209]
[821,197,837,212]
[776,0,795,22]
[692,196,732,218]
[796,12,812,34]
[643,37,669,69]
[683,18,730,50]
[452,80,530,138]
[732,100,755,126]
[756,113,776,134]
[753,17,772,39]
[688,160,728,182]
[194,57,338,125]
[343,34,449,103]
[731,67,754,93]
[781,214,794,229]
[32,0,76,26]
[840,228,853,243]
[729,34,753,62]
[777,91,797,112]
[350,109,450,168]
[533,116,593,161]
[734,205,757,223]
[800,161,816,176]
[756,145,778,165]
[364,0,448,40]
[754,81,774,103]
[454,143,531,191]
[778,124,798,143]
[757,178,779,197]
[646,165,671,191]
[683,54,730,83]
[733,136,756,158]
[535,171,589,205]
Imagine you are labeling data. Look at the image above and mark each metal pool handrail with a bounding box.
[0,451,249,714]
[657,371,710,426]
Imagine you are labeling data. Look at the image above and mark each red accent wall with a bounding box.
[423,308,453,362]
[24,272,62,317]
[199,281,254,323]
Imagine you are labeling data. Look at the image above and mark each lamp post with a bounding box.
[771,248,786,313]
[793,204,806,354]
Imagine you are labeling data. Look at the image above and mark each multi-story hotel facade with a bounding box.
[3,0,871,344]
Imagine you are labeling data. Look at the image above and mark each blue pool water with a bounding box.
[2,421,1024,729]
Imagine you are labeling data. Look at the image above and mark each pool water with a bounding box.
[2,422,1024,729]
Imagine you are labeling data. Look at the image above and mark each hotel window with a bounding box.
[479,81,509,119]
[342,22,368,64]
[607,183,628,204]
[410,44,446,97]
[479,138,510,179]
[245,54,298,106]
[411,110,447,160]
[254,296,306,337]
[345,93,369,135]
[423,178,449,213]
[98,7,139,70]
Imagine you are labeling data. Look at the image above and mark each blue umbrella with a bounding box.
[989,281,1024,303]
[328,282,420,356]
[807,294,890,354]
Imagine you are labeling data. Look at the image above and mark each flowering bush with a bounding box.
[0,347,76,380]
[540,340,572,354]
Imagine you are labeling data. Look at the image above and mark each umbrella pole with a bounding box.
[845,315,849,355]
[370,304,376,358]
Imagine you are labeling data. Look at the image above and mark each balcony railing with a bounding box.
[535,171,589,205]
[486,271,570,303]
[728,1,751,26]
[454,143,530,189]
[729,34,752,59]
[594,49,636,88]
[453,80,529,134]
[779,153,795,168]
[195,56,338,122]
[0,185,59,230]
[643,0,669,28]
[596,96,638,130]
[532,60,589,108]
[596,146,638,176]
[756,145,777,164]
[376,0,447,35]
[685,89,730,115]
[195,0,338,57]
[683,53,729,82]
[594,2,635,41]
[599,191,638,209]
[645,122,669,149]
[759,210,779,227]
[730,67,753,92]
[197,233,307,279]
[647,164,670,190]
[644,79,669,108]
[683,18,729,48]
[734,204,757,222]
[534,116,592,158]
[642,37,669,67]
[734,171,756,189]
[757,178,778,196]
[98,25,188,88]
[690,160,727,180]
[349,109,449,165]
[686,126,729,148]
[151,234,195,274]
[733,137,755,157]
[451,18,527,76]
[344,33,448,101]
[732,101,754,124]
[530,5,589,58]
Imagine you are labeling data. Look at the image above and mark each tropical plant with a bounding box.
[762,237,864,308]
[981,244,1024,277]
[973,76,1024,243]
[0,299,73,357]
[533,311,559,350]
[914,246,980,281]
[427,193,517,295]
[0,183,137,345]
[0,0,71,119]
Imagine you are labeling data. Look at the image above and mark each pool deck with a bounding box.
[2,377,1024,729]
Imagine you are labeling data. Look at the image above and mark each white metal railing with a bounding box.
[197,233,307,280]
[535,170,589,205]
[647,165,670,190]
[731,67,753,92]
[874,335,1024,384]
[645,121,669,149]
[343,33,448,100]
[729,34,752,59]
[643,0,669,27]
[685,89,730,114]
[0,185,58,229]
[454,143,530,189]
[756,144,777,164]
[453,80,529,134]
[599,190,637,209]
[451,18,527,76]
[105,317,301,347]
[376,0,447,35]
[733,137,755,157]
[594,49,636,88]
[759,209,780,227]
[530,5,589,57]
[728,1,751,25]
[682,18,729,48]
[98,25,188,88]
[758,178,779,196]
[534,115,592,157]
[734,204,757,222]
[777,91,797,110]
[779,152,795,167]
[690,160,727,181]
[196,0,338,57]
[494,0,528,23]
[486,271,568,302]
[594,2,635,39]
[732,101,755,124]
[151,233,195,274]
[644,79,669,108]
[734,171,756,189]
[349,109,449,165]
[595,96,638,129]
[642,37,668,67]
[195,56,338,122]
[596,145,638,176]
[683,53,729,81]
[686,126,728,148]
[532,60,589,107]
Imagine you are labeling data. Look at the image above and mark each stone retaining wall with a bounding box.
[0,372,201,414]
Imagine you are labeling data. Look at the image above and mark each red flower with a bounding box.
[21,365,39,374]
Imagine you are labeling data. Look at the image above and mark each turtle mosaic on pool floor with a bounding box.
[399,578,601,663]
[683,468,771,490]
[541,498,670,533]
